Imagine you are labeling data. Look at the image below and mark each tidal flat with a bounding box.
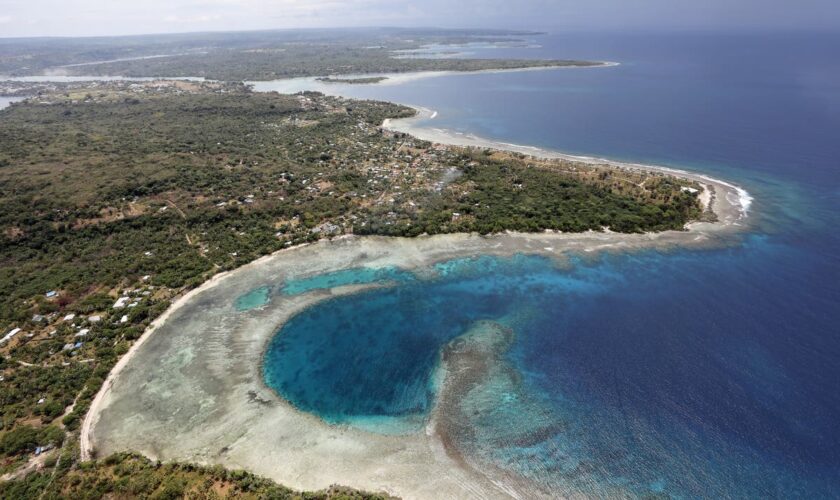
[84,170,745,499]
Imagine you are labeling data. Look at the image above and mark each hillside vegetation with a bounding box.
[1,452,392,499]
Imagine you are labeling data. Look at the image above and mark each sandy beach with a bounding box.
[83,201,748,500]
[78,245,309,461]
[246,61,617,94]
[383,106,752,227]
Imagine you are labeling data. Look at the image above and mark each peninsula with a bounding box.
[0,28,603,81]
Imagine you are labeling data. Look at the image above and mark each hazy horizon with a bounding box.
[1,0,838,38]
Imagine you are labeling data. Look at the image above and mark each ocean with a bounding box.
[262,31,840,497]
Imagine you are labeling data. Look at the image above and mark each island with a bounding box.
[0,29,748,499]
[0,28,605,81]
[0,78,747,497]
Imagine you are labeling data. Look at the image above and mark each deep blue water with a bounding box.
[263,32,840,497]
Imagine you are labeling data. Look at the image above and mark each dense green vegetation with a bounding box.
[358,153,702,236]
[0,452,392,499]
[0,28,599,81]
[0,82,701,495]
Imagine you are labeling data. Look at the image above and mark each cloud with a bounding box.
[0,0,838,37]
[163,14,223,24]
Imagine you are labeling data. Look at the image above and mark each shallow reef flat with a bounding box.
[83,200,745,499]
[82,164,747,499]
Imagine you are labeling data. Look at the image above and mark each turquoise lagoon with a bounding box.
[261,31,840,498]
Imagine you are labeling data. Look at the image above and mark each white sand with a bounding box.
[247,62,616,95]
[84,226,746,500]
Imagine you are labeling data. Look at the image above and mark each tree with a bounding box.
[0,425,38,456]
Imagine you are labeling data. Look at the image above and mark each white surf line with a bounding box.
[292,61,621,91]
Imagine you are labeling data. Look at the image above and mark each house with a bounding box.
[1,327,22,344]
[45,291,57,298]
[63,313,76,322]
[120,315,129,324]
[75,329,90,337]
[113,296,130,309]
[88,315,102,323]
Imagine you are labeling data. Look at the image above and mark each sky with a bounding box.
[0,0,838,38]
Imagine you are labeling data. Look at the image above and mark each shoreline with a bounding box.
[382,106,752,227]
[84,226,748,500]
[1,61,616,86]
[77,66,753,498]
[246,62,617,93]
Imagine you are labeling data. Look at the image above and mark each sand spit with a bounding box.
[247,62,616,94]
[360,62,618,86]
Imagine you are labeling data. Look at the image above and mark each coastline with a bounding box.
[2,61,616,87]
[5,25,836,500]
[79,243,313,461]
[246,62,617,93]
[84,222,748,500]
[382,106,752,227]
[75,65,755,499]
[359,61,619,85]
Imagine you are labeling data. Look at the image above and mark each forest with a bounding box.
[1,452,391,499]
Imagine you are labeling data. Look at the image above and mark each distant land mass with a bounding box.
[0,28,603,81]
[0,27,735,500]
